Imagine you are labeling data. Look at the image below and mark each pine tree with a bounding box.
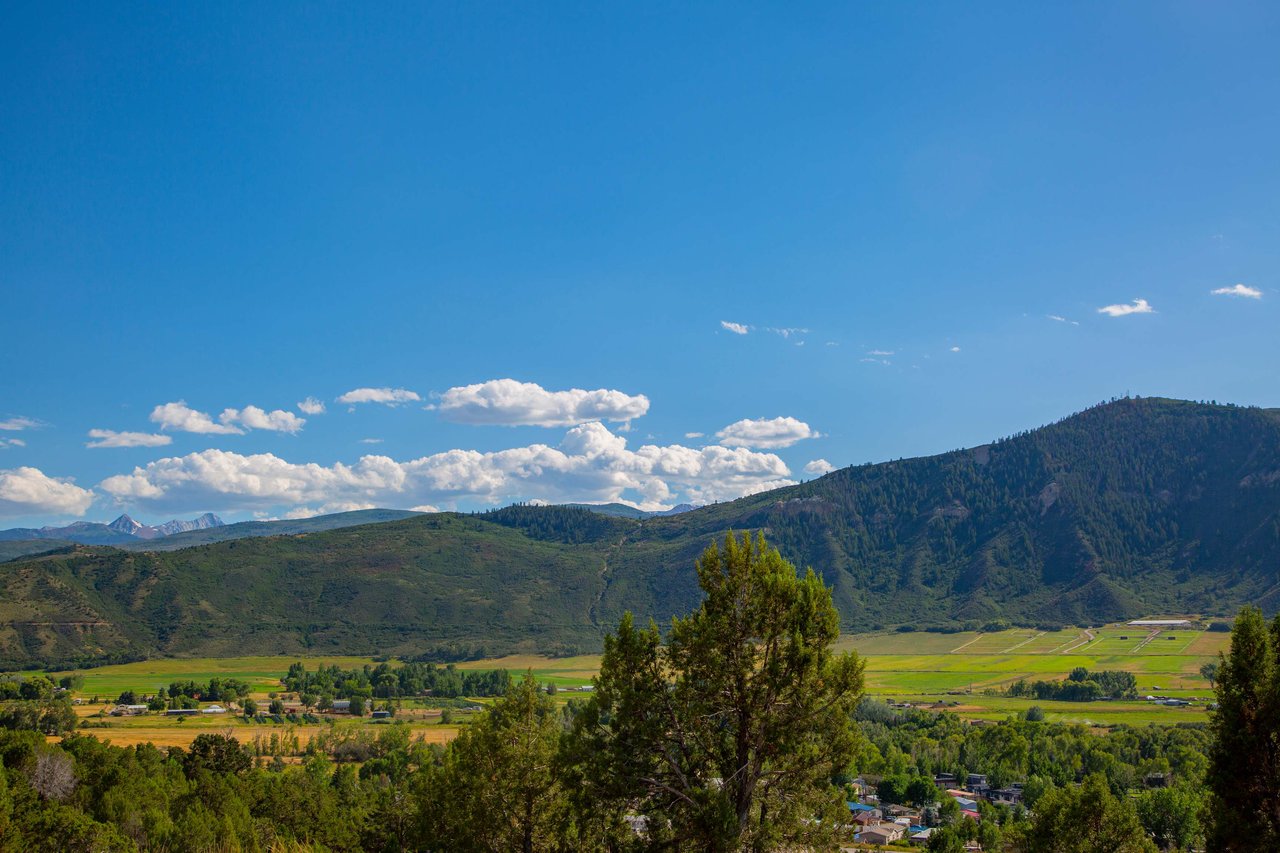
[564,531,865,852]
[1206,606,1280,849]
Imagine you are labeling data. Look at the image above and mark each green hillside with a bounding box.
[0,539,73,562]
[3,397,1279,669]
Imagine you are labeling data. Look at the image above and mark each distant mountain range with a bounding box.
[2,397,1279,670]
[0,513,224,546]
[0,509,427,556]
[559,502,701,519]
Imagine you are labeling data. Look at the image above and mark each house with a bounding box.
[909,827,935,846]
[165,708,199,716]
[848,803,881,820]
[934,773,958,788]
[858,823,906,846]
[330,700,351,712]
[201,704,226,714]
[966,774,988,790]
[988,787,1023,805]
[371,710,391,719]
[110,704,149,716]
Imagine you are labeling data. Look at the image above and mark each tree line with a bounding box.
[2,533,1280,850]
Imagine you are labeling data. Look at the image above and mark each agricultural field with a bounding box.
[37,621,1230,748]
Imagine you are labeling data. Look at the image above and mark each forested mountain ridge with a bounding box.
[3,397,1279,668]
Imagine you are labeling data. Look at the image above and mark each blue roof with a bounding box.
[848,802,878,812]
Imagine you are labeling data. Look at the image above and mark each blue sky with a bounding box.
[2,2,1278,525]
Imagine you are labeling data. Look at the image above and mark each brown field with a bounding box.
[62,719,460,750]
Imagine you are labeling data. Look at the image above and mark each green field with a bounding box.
[53,655,387,700]
[41,623,1228,741]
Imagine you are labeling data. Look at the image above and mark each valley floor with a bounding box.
[43,622,1225,749]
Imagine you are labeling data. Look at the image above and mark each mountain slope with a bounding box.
[3,398,1279,668]
[118,509,424,551]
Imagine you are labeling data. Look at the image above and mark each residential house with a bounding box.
[858,823,906,846]
[909,827,935,846]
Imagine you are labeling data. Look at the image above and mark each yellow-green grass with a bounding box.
[51,655,384,700]
[36,624,1229,733]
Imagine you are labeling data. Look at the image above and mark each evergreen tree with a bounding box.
[417,675,572,852]
[564,531,865,852]
[1207,605,1280,850]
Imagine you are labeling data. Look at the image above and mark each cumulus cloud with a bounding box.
[151,402,244,435]
[716,416,819,449]
[950,346,961,352]
[0,416,41,432]
[220,406,306,433]
[804,459,836,476]
[86,430,173,449]
[1097,298,1154,317]
[1211,284,1262,299]
[97,424,795,514]
[337,387,421,406]
[684,432,704,439]
[298,397,327,415]
[150,401,304,434]
[720,321,750,335]
[0,467,95,517]
[435,379,650,427]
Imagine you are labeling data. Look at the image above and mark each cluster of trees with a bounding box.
[282,661,511,702]
[0,675,77,736]
[6,533,1280,851]
[1006,667,1138,701]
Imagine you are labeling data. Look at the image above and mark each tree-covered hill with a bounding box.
[3,397,1279,668]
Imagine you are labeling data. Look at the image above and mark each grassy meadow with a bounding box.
[43,622,1229,748]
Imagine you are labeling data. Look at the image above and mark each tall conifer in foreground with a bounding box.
[1207,605,1280,850]
[563,531,865,852]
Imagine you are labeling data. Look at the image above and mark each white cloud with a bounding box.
[86,430,173,449]
[0,416,41,432]
[298,397,327,415]
[768,327,809,339]
[359,438,384,444]
[150,401,304,434]
[336,387,422,406]
[1047,315,1080,325]
[804,459,836,476]
[867,349,894,356]
[0,466,95,517]
[716,416,819,449]
[720,321,750,335]
[151,402,244,435]
[950,346,961,352]
[1211,284,1262,299]
[97,424,795,514]
[410,504,440,513]
[1097,298,1154,317]
[220,405,306,434]
[684,432,704,439]
[435,379,650,427]
[0,438,26,450]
